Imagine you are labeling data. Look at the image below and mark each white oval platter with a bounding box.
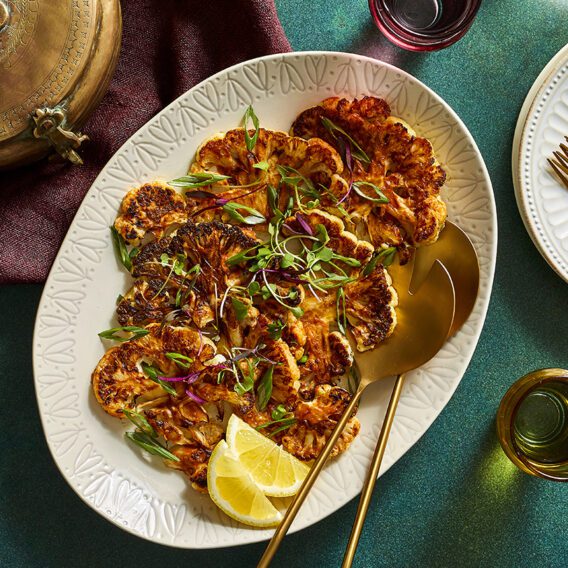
[33,51,496,548]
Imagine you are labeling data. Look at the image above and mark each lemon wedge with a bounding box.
[207,440,283,528]
[225,414,310,497]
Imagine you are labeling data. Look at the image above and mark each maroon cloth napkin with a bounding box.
[0,0,290,284]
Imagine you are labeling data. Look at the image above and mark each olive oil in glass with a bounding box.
[497,369,568,481]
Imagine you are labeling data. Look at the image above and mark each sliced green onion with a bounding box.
[363,246,397,275]
[110,226,133,271]
[169,172,231,188]
[122,409,156,437]
[98,326,149,342]
[243,105,260,151]
[271,404,288,420]
[352,181,389,203]
[165,352,194,369]
[125,431,179,462]
[256,366,274,411]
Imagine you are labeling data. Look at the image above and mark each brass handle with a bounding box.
[32,107,89,165]
[342,373,407,567]
[257,385,365,568]
[0,1,9,31]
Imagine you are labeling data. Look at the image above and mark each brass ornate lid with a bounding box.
[0,0,121,169]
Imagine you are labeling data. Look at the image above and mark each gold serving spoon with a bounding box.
[341,220,480,567]
[257,253,456,567]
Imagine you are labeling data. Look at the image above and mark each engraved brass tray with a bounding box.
[0,0,121,169]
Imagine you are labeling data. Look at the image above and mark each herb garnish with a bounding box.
[363,246,397,276]
[231,296,250,322]
[256,365,274,411]
[169,172,231,189]
[125,431,179,462]
[222,202,266,225]
[110,226,138,271]
[98,326,149,342]
[141,363,178,396]
[267,319,286,340]
[321,117,371,164]
[253,161,269,171]
[336,287,347,334]
[243,105,260,151]
[123,409,156,437]
[255,416,297,437]
[165,352,194,369]
[271,404,287,420]
[352,181,389,204]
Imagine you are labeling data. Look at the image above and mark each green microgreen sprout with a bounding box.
[267,319,286,340]
[363,246,397,276]
[271,404,288,421]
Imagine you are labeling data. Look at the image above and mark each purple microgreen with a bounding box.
[256,365,274,411]
[243,105,260,151]
[98,326,149,342]
[169,172,231,188]
[295,213,314,235]
[125,431,180,462]
[320,117,370,164]
[352,181,389,204]
[185,389,206,405]
[184,190,218,200]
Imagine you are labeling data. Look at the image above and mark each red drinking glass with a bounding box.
[369,0,482,52]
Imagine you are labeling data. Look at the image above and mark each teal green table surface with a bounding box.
[2,1,568,566]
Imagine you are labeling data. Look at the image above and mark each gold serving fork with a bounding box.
[547,136,568,189]
[257,253,456,567]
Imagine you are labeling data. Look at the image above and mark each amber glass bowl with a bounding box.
[496,368,568,481]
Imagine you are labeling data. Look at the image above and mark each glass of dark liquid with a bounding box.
[497,369,568,481]
[369,0,482,51]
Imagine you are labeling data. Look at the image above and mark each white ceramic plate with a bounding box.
[513,43,568,283]
[33,52,496,548]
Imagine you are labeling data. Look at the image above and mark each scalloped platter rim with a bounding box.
[33,51,497,549]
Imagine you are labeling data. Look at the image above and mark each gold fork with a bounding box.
[547,136,568,189]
